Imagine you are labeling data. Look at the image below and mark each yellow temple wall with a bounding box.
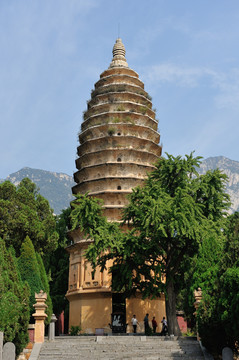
[68,292,165,334]
[68,293,112,334]
[126,293,166,333]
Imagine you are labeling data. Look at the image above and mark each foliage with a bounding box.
[0,177,67,344]
[145,326,153,336]
[184,212,239,356]
[36,253,53,325]
[0,178,59,256]
[185,234,225,352]
[0,237,30,355]
[17,236,53,324]
[219,266,239,345]
[107,127,116,136]
[182,329,196,337]
[223,211,239,268]
[70,193,124,266]
[179,234,220,330]
[69,325,81,335]
[70,153,230,336]
[116,105,125,111]
[18,236,44,316]
[45,208,71,319]
[205,212,239,353]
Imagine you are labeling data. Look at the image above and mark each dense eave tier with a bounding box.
[73,65,162,222]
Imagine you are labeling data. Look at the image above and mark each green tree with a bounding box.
[0,237,30,355]
[45,208,71,318]
[220,212,239,344]
[18,236,44,317]
[36,253,53,325]
[181,232,224,321]
[223,211,239,268]
[71,153,230,335]
[184,212,239,356]
[0,178,58,255]
[219,267,239,346]
[187,234,225,352]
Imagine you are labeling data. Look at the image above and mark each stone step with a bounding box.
[37,336,205,360]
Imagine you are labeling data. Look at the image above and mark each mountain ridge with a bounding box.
[0,167,75,214]
[1,156,239,214]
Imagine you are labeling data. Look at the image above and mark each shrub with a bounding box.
[112,117,121,123]
[108,127,115,136]
[125,116,135,125]
[145,327,153,336]
[139,106,147,115]
[69,325,81,336]
[116,105,125,111]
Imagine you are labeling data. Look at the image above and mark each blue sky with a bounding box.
[1,0,239,179]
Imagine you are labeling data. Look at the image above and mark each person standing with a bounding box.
[152,316,158,333]
[161,316,168,335]
[131,314,138,333]
[144,313,149,334]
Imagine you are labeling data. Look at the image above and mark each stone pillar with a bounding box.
[32,290,48,343]
[193,288,202,341]
[0,331,3,360]
[48,314,57,341]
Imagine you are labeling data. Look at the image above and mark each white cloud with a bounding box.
[143,63,239,110]
[144,63,212,87]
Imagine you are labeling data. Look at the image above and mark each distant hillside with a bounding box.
[198,156,239,213]
[1,167,74,215]
[1,156,239,215]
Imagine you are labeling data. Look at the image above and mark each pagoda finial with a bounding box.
[109,38,128,68]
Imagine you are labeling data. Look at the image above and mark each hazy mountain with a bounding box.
[198,156,239,213]
[1,156,239,215]
[1,167,74,215]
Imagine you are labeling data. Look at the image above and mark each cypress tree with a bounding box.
[36,252,53,324]
[0,237,30,355]
[18,236,43,317]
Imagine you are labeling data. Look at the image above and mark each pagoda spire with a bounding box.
[109,38,128,68]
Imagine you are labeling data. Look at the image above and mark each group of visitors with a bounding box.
[131,314,168,335]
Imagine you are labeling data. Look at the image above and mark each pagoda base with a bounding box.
[67,291,165,334]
